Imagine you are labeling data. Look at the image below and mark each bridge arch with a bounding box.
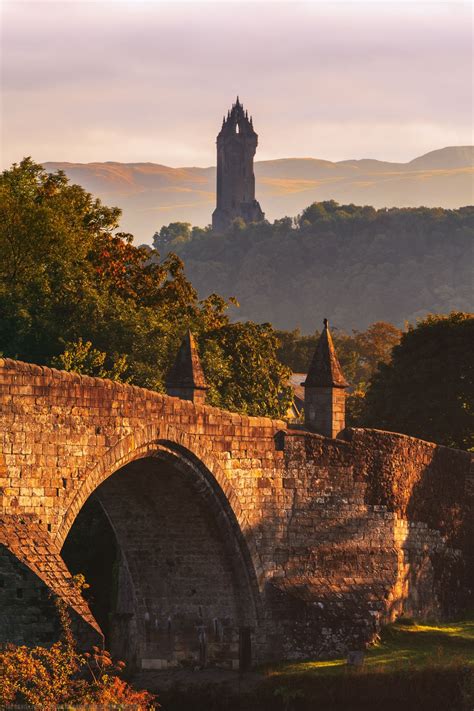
[58,431,263,670]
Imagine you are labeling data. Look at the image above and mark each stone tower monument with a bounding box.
[212,97,265,232]
[302,319,349,438]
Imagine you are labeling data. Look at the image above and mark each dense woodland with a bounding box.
[156,201,474,331]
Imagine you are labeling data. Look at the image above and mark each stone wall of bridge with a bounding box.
[0,358,471,667]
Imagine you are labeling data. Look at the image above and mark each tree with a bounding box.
[275,322,402,427]
[0,159,291,419]
[353,321,402,387]
[50,339,129,382]
[362,312,474,450]
[0,158,116,363]
[152,221,192,250]
[201,322,292,417]
[275,328,317,373]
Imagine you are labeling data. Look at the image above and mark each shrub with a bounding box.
[0,580,158,709]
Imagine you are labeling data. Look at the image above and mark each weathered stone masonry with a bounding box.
[0,358,472,668]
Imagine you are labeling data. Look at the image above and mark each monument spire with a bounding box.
[212,98,265,232]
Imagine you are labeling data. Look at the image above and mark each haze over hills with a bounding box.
[171,201,474,332]
[44,146,474,242]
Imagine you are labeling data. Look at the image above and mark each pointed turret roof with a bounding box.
[166,330,208,390]
[302,319,349,389]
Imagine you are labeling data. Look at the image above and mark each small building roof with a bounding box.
[289,372,306,406]
[302,319,349,389]
[165,330,208,391]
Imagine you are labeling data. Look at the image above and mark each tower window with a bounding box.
[235,123,240,134]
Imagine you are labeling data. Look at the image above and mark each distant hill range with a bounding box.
[45,146,474,242]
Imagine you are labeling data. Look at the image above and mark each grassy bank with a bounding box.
[268,617,474,676]
[258,617,474,711]
[156,618,474,711]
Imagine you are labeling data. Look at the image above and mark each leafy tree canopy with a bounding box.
[361,312,474,450]
[152,222,212,251]
[0,159,292,418]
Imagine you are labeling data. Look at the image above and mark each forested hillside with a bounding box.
[167,201,474,332]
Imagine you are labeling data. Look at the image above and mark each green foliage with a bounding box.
[201,322,293,417]
[268,617,474,675]
[152,222,213,251]
[258,618,474,711]
[276,329,319,374]
[153,221,193,250]
[50,338,129,381]
[170,200,474,332]
[362,312,474,450]
[0,159,290,418]
[346,389,367,427]
[0,157,116,363]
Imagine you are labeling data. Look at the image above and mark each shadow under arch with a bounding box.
[60,438,264,671]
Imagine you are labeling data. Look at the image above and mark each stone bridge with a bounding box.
[0,356,472,670]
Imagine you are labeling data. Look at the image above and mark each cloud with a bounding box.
[1,1,472,167]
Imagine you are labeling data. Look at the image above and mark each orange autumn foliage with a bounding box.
[0,578,158,709]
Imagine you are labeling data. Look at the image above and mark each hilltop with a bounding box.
[44,146,474,241]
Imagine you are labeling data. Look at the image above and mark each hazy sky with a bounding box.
[1,0,472,168]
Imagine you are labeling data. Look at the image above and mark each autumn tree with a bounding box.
[0,159,291,418]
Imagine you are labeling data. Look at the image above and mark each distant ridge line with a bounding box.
[44,146,474,171]
[43,146,474,240]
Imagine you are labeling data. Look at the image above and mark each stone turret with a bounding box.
[302,319,349,438]
[165,330,208,405]
[212,97,265,232]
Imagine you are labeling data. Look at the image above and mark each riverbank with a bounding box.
[133,617,474,711]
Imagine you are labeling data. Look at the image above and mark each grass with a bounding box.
[265,617,474,678]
